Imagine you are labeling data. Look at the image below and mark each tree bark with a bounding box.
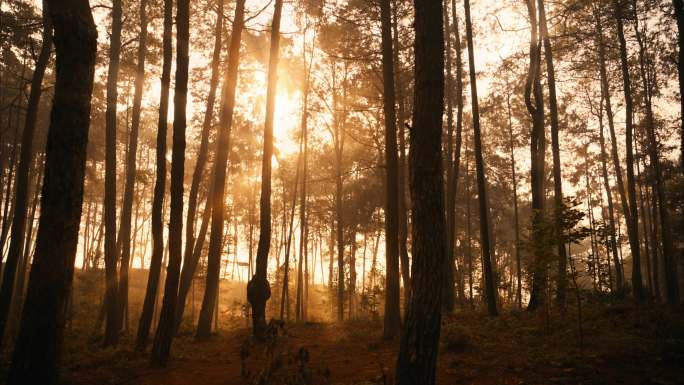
[116,0,147,333]
[380,0,401,339]
[632,2,679,305]
[395,0,445,381]
[135,0,172,351]
[195,0,245,339]
[7,1,96,382]
[506,94,522,310]
[593,4,633,290]
[597,93,624,291]
[150,0,189,366]
[613,0,644,301]
[247,0,282,337]
[103,0,123,347]
[525,0,546,311]
[279,155,300,321]
[674,0,684,173]
[392,0,410,313]
[178,0,225,329]
[537,0,568,308]
[464,0,497,316]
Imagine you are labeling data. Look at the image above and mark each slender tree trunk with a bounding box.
[103,0,123,347]
[247,0,282,337]
[647,179,662,299]
[115,0,147,333]
[594,4,635,288]
[195,0,245,338]
[597,94,624,290]
[525,0,546,311]
[0,139,18,261]
[296,32,313,321]
[613,0,644,301]
[395,0,445,380]
[380,0,401,339]
[506,95,522,310]
[464,0,497,316]
[391,0,410,314]
[279,153,300,321]
[0,0,52,348]
[7,1,96,381]
[135,0,171,351]
[632,3,679,304]
[179,0,225,324]
[537,0,568,307]
[673,0,684,173]
[442,0,455,314]
[150,0,189,366]
[635,148,655,295]
[332,66,347,323]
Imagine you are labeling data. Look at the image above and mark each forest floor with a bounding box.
[0,271,682,384]
[56,301,683,385]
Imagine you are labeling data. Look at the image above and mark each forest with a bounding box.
[0,0,683,383]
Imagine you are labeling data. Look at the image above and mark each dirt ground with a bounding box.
[0,272,682,384]
[56,303,684,385]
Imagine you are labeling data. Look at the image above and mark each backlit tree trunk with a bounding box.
[525,0,546,311]
[135,0,172,351]
[7,1,96,381]
[395,0,445,381]
[537,0,568,308]
[116,0,148,333]
[465,0,497,316]
[380,0,401,340]
[177,0,225,331]
[0,0,52,349]
[613,0,643,301]
[103,0,122,347]
[632,2,679,305]
[248,0,282,337]
[196,0,245,338]
[151,0,189,366]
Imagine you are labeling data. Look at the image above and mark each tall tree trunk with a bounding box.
[0,0,52,349]
[247,0,282,337]
[597,93,624,291]
[506,95,522,310]
[103,0,123,347]
[635,148,654,294]
[9,155,44,339]
[525,0,546,311]
[380,0,401,339]
[594,4,633,288]
[296,32,314,321]
[178,0,225,327]
[443,0,464,314]
[279,154,300,321]
[150,0,189,366]
[135,0,171,351]
[395,0,445,381]
[442,0,455,314]
[673,0,684,173]
[537,0,568,307]
[613,0,644,301]
[464,0,497,316]
[116,0,147,333]
[195,0,245,338]
[7,1,96,381]
[332,66,347,323]
[392,0,410,312]
[0,139,17,262]
[632,2,680,304]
